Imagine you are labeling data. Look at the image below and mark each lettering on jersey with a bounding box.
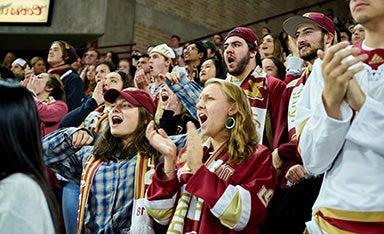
[257,185,273,207]
[244,79,264,100]
[288,84,304,131]
[369,54,384,65]
[215,164,235,181]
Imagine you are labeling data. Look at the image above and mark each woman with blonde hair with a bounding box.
[145,79,276,233]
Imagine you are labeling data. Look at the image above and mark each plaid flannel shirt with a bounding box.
[43,127,137,233]
[165,66,202,121]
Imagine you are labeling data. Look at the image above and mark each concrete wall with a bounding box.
[0,0,350,54]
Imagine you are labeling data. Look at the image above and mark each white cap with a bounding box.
[11,58,27,68]
[150,44,176,60]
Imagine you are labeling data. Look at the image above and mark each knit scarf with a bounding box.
[167,142,227,233]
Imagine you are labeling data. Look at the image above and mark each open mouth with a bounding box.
[161,93,169,102]
[111,116,123,125]
[227,56,235,64]
[262,46,268,50]
[198,113,208,125]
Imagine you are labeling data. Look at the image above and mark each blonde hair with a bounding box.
[205,79,259,163]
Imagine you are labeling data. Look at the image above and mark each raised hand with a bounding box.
[92,81,105,106]
[164,71,181,84]
[319,41,367,119]
[72,129,94,149]
[146,121,177,159]
[185,121,203,173]
[134,69,151,92]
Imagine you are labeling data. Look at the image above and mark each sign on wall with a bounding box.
[0,0,53,25]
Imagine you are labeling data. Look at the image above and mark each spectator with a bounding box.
[262,56,286,81]
[0,80,59,233]
[118,58,130,74]
[1,52,16,69]
[339,27,352,42]
[11,58,29,81]
[259,33,285,63]
[145,78,275,233]
[183,41,207,82]
[262,12,336,234]
[169,34,184,66]
[47,40,84,111]
[296,0,384,232]
[223,26,286,150]
[21,73,68,136]
[351,23,365,44]
[43,88,159,233]
[30,56,47,75]
[105,51,119,68]
[82,48,99,66]
[199,57,226,84]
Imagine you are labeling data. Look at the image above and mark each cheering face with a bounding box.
[295,23,325,61]
[149,52,168,77]
[196,83,232,139]
[108,97,140,140]
[199,59,217,84]
[224,36,252,76]
[260,35,274,56]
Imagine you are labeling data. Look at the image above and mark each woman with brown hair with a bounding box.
[259,33,285,63]
[145,79,276,233]
[21,73,68,136]
[43,88,160,233]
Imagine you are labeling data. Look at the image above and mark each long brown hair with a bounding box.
[93,107,156,161]
[205,79,259,164]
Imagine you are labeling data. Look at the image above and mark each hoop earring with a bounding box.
[225,116,236,130]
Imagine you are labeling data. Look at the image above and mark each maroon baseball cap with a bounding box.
[283,12,335,38]
[224,27,258,47]
[104,88,156,116]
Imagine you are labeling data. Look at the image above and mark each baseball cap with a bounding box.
[104,88,156,116]
[283,12,335,38]
[224,27,258,47]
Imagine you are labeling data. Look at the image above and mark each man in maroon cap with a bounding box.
[224,26,286,151]
[263,12,337,234]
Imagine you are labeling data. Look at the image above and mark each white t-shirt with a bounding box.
[0,173,55,234]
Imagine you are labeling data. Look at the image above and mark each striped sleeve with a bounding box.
[145,164,180,225]
[185,149,275,231]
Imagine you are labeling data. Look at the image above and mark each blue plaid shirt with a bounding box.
[165,66,202,121]
[43,127,137,233]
